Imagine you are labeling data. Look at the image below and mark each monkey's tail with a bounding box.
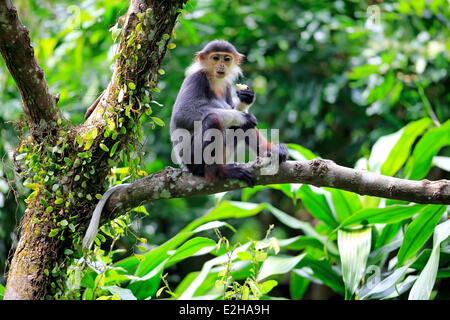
[82,183,130,250]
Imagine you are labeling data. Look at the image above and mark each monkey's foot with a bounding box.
[224,164,256,187]
[266,143,288,163]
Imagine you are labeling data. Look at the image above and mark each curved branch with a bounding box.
[0,0,59,126]
[100,159,450,221]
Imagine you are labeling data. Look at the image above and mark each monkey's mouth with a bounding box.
[216,71,226,77]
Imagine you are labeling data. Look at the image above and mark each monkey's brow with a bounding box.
[208,52,234,58]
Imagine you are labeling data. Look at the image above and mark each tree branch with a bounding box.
[100,159,450,221]
[0,0,59,126]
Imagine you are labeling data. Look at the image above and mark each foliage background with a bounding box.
[0,0,449,299]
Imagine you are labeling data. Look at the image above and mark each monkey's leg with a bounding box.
[188,113,256,187]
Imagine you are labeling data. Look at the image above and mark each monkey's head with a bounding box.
[187,40,244,82]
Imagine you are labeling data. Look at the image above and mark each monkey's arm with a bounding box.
[235,86,255,112]
[214,108,257,129]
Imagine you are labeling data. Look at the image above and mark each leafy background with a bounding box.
[0,0,449,299]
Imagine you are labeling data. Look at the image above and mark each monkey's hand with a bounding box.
[241,112,258,131]
[237,88,255,106]
[266,143,288,164]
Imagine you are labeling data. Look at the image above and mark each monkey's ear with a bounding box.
[196,52,206,62]
[236,53,245,65]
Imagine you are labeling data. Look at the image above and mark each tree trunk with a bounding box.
[3,0,187,300]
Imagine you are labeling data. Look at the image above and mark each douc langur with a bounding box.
[82,40,287,250]
[170,39,287,186]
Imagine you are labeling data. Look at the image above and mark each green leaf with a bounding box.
[341,204,426,228]
[260,280,278,294]
[257,253,306,281]
[297,185,338,228]
[133,205,149,215]
[99,143,109,152]
[290,272,309,299]
[286,143,317,161]
[380,118,432,176]
[49,229,59,237]
[375,222,402,249]
[327,188,362,222]
[237,251,253,261]
[114,201,264,299]
[338,228,372,299]
[409,219,450,300]
[404,119,450,180]
[359,263,414,300]
[110,141,119,157]
[294,257,345,295]
[167,237,216,265]
[368,128,404,173]
[266,203,339,256]
[397,205,446,266]
[151,116,165,127]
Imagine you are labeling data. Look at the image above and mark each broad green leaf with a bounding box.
[192,221,235,233]
[114,201,264,299]
[359,262,415,300]
[257,253,306,281]
[375,222,402,249]
[397,205,446,266]
[198,201,265,222]
[297,185,338,228]
[338,228,371,299]
[294,257,345,295]
[368,128,404,173]
[241,183,300,203]
[287,143,317,161]
[290,272,309,300]
[167,237,216,265]
[278,236,326,252]
[409,219,450,300]
[380,118,432,176]
[404,119,450,180]
[265,203,339,256]
[340,204,425,227]
[327,188,362,222]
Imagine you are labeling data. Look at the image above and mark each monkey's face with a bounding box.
[208,52,235,78]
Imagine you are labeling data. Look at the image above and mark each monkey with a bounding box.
[82,40,287,250]
[169,39,287,187]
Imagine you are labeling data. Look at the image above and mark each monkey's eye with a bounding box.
[212,55,220,61]
[224,56,232,62]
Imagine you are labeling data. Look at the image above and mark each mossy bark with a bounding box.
[3,0,187,300]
